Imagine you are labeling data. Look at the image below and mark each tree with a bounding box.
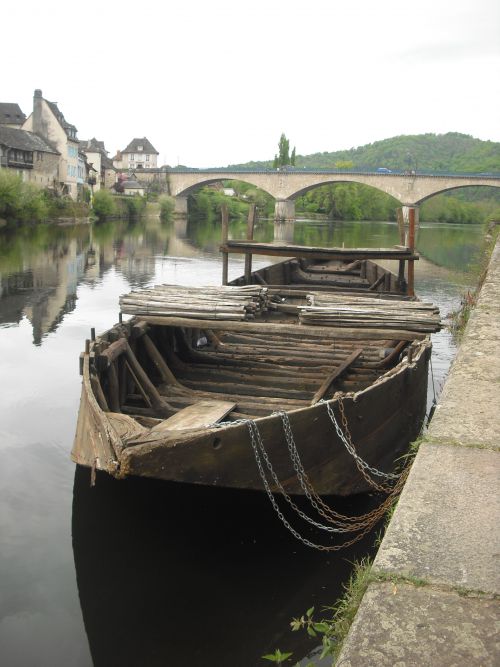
[273,133,296,168]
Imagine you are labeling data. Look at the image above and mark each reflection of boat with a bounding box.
[72,245,440,496]
[71,465,380,667]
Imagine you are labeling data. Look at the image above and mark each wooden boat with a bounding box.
[220,202,420,298]
[229,254,409,295]
[72,265,440,496]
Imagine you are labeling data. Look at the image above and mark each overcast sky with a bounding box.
[3,0,499,167]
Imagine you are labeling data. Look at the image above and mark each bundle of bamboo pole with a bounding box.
[120,285,268,321]
[299,292,441,333]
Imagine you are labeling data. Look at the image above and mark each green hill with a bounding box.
[229,132,500,174]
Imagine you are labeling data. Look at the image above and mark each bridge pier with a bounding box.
[274,199,295,222]
[174,195,188,217]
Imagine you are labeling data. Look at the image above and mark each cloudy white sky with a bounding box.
[3,0,499,167]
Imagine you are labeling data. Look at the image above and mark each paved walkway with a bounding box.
[337,237,500,666]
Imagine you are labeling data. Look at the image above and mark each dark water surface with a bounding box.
[0,216,484,666]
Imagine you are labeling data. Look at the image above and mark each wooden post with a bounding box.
[407,207,416,297]
[396,207,406,245]
[398,260,406,292]
[244,203,256,283]
[221,203,229,285]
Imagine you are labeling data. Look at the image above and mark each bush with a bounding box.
[159,194,175,221]
[0,171,48,223]
[116,194,146,218]
[92,189,116,220]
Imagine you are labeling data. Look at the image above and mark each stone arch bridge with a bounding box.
[135,168,500,221]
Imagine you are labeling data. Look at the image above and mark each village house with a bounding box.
[0,103,27,128]
[0,124,60,187]
[120,177,145,196]
[22,89,80,199]
[113,137,159,171]
[80,138,117,191]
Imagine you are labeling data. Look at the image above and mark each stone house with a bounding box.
[121,178,145,196]
[0,103,27,128]
[80,138,117,191]
[22,89,80,199]
[113,137,159,171]
[0,125,60,187]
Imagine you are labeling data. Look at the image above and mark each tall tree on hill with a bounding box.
[273,133,296,168]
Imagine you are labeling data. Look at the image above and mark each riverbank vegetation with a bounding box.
[88,190,146,222]
[158,194,175,222]
[189,182,274,223]
[0,171,88,225]
[449,223,499,340]
[0,171,148,226]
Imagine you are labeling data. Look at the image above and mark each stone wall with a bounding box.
[336,235,500,666]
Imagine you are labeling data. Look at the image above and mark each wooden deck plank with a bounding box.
[151,400,236,433]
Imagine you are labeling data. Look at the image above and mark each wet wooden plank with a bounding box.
[151,399,236,433]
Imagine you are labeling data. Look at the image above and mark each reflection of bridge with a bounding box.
[165,169,500,220]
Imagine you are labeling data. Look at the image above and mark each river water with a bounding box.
[0,215,484,667]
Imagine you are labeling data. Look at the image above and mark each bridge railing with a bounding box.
[166,167,500,179]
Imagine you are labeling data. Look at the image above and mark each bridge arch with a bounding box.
[170,175,274,200]
[166,169,500,220]
[408,182,500,205]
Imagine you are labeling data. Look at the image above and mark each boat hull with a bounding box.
[73,331,430,496]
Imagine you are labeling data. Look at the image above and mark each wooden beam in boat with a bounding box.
[97,337,128,367]
[136,315,426,341]
[117,341,173,417]
[142,333,179,385]
[90,374,109,411]
[221,241,419,262]
[369,273,387,291]
[310,349,363,405]
[107,362,121,412]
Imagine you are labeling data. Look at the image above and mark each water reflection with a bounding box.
[72,466,381,667]
[0,217,483,347]
[0,214,485,666]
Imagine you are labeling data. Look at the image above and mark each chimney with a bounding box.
[33,89,44,137]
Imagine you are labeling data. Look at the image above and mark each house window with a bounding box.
[145,155,150,161]
[138,145,143,151]
[129,154,135,161]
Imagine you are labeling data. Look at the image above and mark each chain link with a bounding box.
[320,398,400,494]
[213,407,412,551]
